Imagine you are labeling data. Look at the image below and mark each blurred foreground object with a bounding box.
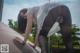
[0,22,37,53]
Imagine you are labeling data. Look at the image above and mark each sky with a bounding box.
[2,0,80,27]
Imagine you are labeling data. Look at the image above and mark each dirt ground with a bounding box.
[51,48,80,53]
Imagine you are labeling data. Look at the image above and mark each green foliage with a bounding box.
[71,24,80,48]
[71,24,80,35]
[51,24,80,48]
[28,35,35,43]
[8,19,18,32]
[8,19,14,28]
[50,34,65,48]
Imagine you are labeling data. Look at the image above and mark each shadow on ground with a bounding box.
[51,48,80,53]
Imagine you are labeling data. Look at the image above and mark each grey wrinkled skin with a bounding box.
[38,5,73,53]
[0,23,37,53]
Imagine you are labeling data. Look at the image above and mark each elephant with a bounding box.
[17,3,73,53]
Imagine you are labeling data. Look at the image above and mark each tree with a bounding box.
[8,19,14,28]
[8,19,18,32]
[71,24,80,48]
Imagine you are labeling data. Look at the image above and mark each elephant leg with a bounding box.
[59,5,74,53]
[38,5,73,53]
[38,35,48,53]
[60,25,73,53]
